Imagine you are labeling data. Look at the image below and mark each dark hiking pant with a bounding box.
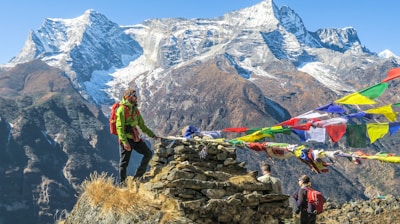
[119,138,153,183]
[300,211,316,224]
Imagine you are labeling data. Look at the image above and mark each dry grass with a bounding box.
[82,172,152,214]
[78,172,184,223]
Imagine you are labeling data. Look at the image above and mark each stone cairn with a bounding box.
[141,137,293,223]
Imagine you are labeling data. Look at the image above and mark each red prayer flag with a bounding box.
[277,118,300,126]
[221,127,249,133]
[382,68,400,82]
[291,123,312,131]
[247,142,266,151]
[326,124,346,142]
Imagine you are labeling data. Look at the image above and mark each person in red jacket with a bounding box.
[116,89,159,184]
[292,175,316,224]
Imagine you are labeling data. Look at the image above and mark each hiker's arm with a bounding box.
[297,188,306,207]
[137,114,155,138]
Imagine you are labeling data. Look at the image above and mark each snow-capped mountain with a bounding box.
[379,49,400,64]
[6,0,398,110]
[10,9,142,104]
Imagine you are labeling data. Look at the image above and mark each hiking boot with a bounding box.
[119,181,127,188]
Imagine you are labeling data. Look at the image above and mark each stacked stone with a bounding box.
[318,195,400,223]
[144,137,293,224]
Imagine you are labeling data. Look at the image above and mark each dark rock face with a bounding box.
[139,58,283,135]
[0,61,119,224]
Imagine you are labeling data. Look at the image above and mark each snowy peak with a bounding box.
[11,9,142,66]
[11,9,143,101]
[275,5,322,48]
[313,27,366,52]
[379,49,399,58]
[379,49,400,64]
[12,9,98,62]
[277,5,306,38]
[223,0,279,29]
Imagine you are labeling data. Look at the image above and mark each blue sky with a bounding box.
[1,0,399,64]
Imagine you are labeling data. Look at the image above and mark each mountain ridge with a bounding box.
[4,0,390,105]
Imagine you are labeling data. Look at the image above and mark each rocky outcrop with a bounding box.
[317,195,400,223]
[63,137,293,223]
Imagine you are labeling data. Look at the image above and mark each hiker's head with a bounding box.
[261,162,272,174]
[298,175,311,186]
[124,89,137,104]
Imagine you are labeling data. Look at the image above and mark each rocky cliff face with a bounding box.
[63,136,293,224]
[0,60,120,224]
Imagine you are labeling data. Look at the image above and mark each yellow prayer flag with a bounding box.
[293,145,306,157]
[364,104,398,122]
[235,128,273,142]
[335,83,388,105]
[335,92,376,105]
[366,123,389,144]
[364,155,400,163]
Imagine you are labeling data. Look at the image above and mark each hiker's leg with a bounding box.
[132,140,153,178]
[300,211,308,224]
[119,141,132,183]
[308,214,316,224]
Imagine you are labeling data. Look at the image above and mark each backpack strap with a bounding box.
[132,107,140,117]
[122,104,130,119]
[303,186,309,201]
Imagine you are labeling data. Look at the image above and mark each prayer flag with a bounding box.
[346,124,367,147]
[365,104,398,122]
[366,123,389,144]
[315,103,346,114]
[389,122,400,135]
[382,67,400,82]
[335,83,388,105]
[326,124,347,142]
[222,127,249,133]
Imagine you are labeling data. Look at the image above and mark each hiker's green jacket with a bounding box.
[116,98,155,144]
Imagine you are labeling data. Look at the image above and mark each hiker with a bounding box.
[257,162,283,194]
[116,89,159,184]
[292,175,317,224]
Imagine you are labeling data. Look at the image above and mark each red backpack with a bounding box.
[306,187,324,214]
[109,102,129,135]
